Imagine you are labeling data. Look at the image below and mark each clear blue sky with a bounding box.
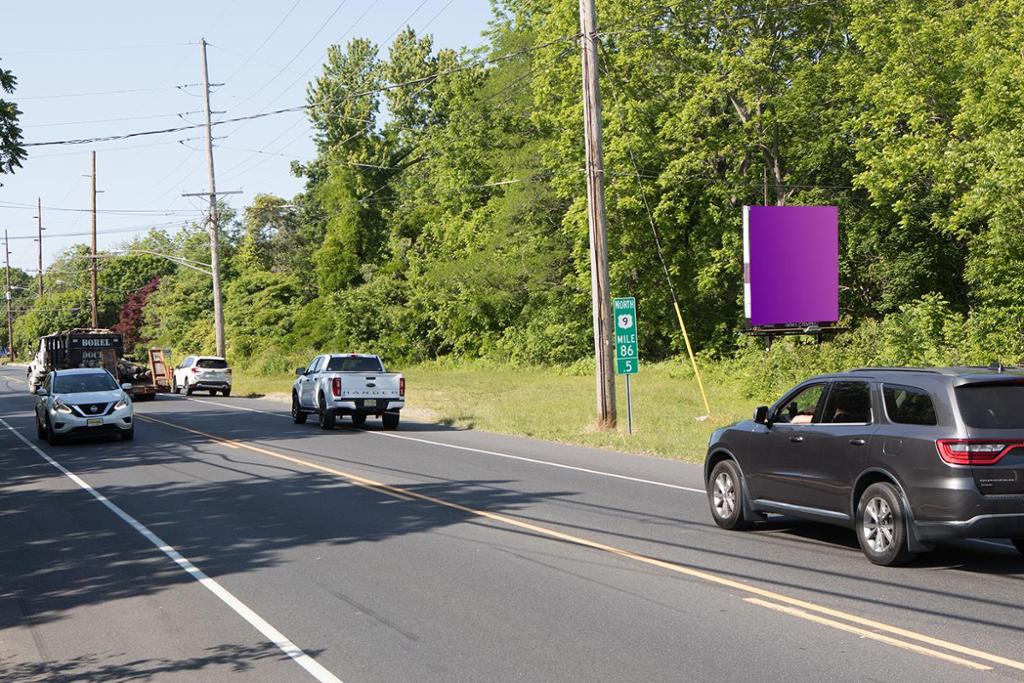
[0,0,494,273]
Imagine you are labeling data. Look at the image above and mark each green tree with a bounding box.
[0,59,25,181]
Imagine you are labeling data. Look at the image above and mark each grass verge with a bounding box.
[232,360,753,463]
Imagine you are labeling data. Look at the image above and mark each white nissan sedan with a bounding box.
[34,368,135,443]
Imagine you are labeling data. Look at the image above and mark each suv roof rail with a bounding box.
[848,367,944,374]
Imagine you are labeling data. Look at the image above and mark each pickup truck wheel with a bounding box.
[318,394,336,430]
[291,393,307,424]
[382,412,400,430]
[350,413,366,427]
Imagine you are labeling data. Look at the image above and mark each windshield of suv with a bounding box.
[955,385,1024,429]
[53,372,118,394]
[196,358,228,369]
[326,356,383,372]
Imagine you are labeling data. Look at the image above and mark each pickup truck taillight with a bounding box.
[331,377,341,397]
[399,377,405,397]
[936,439,1024,465]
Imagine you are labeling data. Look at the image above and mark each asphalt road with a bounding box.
[2,364,1023,682]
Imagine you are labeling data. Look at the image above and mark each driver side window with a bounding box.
[307,357,322,374]
[773,384,826,425]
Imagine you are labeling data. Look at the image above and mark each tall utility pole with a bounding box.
[36,197,43,296]
[579,0,616,428]
[200,37,225,358]
[4,230,13,361]
[90,151,99,327]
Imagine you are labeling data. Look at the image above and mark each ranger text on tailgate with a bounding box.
[292,354,405,430]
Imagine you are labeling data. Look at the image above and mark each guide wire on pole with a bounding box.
[597,41,711,418]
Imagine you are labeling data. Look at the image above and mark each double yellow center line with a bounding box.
[139,413,1024,674]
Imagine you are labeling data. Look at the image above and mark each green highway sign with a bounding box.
[613,297,639,375]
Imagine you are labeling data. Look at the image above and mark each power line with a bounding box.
[0,200,200,215]
[16,85,188,101]
[219,0,303,83]
[3,220,190,241]
[22,106,307,147]
[4,42,195,56]
[231,0,350,108]
[29,111,201,129]
[381,0,432,46]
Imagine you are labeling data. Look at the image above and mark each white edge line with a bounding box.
[178,396,706,494]
[0,417,343,683]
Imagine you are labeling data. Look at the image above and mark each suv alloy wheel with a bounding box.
[707,460,752,530]
[856,482,915,566]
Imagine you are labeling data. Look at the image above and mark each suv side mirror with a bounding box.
[295,367,306,376]
[121,383,134,391]
[753,405,770,425]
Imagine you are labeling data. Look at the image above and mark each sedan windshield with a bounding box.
[53,372,119,394]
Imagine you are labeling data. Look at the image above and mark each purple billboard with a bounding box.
[743,205,839,327]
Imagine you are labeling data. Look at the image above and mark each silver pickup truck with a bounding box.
[291,353,405,430]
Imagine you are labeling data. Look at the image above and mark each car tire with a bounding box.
[185,380,194,396]
[350,413,367,428]
[707,460,752,530]
[856,482,916,566]
[171,378,180,394]
[209,389,217,396]
[35,414,46,440]
[318,394,335,430]
[121,427,135,441]
[1011,538,1024,556]
[222,388,231,397]
[292,393,307,424]
[381,412,400,431]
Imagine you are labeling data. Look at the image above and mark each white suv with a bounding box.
[172,356,232,396]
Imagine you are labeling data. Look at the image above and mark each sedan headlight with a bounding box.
[53,399,72,414]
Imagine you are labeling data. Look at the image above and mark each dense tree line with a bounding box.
[9,0,1024,371]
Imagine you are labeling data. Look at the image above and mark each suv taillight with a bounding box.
[190,367,199,374]
[936,439,1024,466]
[331,377,341,397]
[399,377,405,397]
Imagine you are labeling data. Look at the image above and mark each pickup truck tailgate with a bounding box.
[336,373,402,399]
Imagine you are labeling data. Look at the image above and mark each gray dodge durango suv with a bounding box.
[704,367,1024,565]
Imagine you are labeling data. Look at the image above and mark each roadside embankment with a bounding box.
[230,361,751,462]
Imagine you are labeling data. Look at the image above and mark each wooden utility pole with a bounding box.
[4,230,13,361]
[36,197,43,296]
[200,37,225,358]
[90,151,99,327]
[580,0,616,428]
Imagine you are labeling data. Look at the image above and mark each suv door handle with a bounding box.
[789,435,805,443]
[849,438,867,446]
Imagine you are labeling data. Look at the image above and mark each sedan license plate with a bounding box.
[87,418,103,427]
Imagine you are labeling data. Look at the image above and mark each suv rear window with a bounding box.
[196,358,228,369]
[883,385,937,426]
[326,356,383,373]
[956,385,1024,429]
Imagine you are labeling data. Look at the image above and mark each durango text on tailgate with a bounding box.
[292,353,405,431]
